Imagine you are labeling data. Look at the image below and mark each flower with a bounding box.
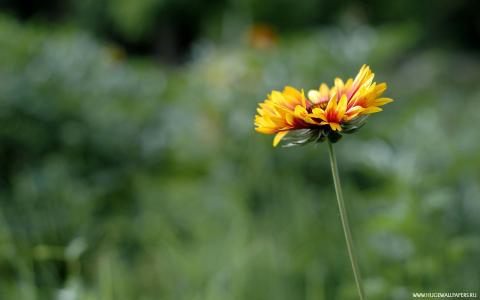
[248,24,277,50]
[254,65,393,146]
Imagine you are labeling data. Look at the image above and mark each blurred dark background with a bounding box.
[0,0,479,299]
[2,0,480,62]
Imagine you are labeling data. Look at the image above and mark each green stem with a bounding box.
[327,141,366,300]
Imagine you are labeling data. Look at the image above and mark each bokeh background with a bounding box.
[1,0,480,299]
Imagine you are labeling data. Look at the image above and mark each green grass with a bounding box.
[0,15,479,299]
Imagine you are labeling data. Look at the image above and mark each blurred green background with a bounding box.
[1,0,480,299]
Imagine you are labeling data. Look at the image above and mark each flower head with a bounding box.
[254,65,393,146]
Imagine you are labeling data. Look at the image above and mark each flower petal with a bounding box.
[273,131,289,147]
[337,94,348,120]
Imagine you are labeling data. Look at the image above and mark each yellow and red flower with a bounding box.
[254,65,393,146]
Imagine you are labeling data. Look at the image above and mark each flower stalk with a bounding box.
[327,141,365,300]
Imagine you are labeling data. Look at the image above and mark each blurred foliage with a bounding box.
[1,0,479,61]
[0,4,480,300]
